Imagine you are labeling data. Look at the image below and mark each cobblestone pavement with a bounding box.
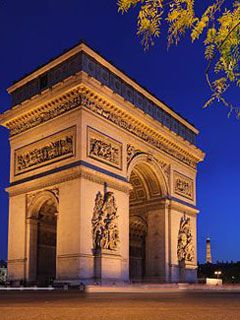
[0,291,239,320]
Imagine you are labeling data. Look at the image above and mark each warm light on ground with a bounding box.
[0,291,240,320]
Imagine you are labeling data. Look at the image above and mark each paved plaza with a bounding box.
[0,290,239,320]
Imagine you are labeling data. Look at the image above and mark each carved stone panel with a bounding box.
[14,127,76,175]
[87,127,122,170]
[92,191,120,251]
[173,171,194,201]
[177,216,195,263]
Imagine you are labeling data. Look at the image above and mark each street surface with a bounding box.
[0,290,239,320]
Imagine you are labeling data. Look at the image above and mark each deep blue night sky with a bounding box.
[0,0,239,263]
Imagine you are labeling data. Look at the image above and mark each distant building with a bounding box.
[0,260,7,284]
[206,238,212,264]
[198,262,240,284]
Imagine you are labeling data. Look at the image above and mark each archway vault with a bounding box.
[28,190,59,219]
[128,153,169,203]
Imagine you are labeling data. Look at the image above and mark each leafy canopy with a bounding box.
[117,0,240,117]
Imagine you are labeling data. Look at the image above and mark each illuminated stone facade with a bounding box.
[0,42,204,285]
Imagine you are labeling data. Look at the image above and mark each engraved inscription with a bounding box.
[15,127,75,175]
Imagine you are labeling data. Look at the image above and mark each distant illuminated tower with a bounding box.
[206,238,212,263]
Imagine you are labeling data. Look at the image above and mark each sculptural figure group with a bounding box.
[177,216,195,262]
[92,191,120,251]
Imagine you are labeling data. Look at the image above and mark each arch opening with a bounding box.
[36,198,57,286]
[129,216,147,280]
[28,191,58,286]
[129,160,165,282]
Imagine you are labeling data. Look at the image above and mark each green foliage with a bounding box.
[119,0,163,49]
[117,0,240,117]
[167,0,197,45]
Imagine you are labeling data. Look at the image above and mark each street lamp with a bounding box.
[214,271,222,279]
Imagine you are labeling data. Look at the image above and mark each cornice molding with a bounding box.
[129,197,198,214]
[169,199,199,215]
[80,90,203,168]
[2,73,203,165]
[3,88,82,137]
[7,43,197,136]
[130,198,168,213]
[1,83,204,168]
[6,165,131,197]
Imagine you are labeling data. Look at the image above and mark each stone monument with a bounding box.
[0,42,205,285]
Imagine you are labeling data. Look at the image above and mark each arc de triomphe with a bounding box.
[0,42,204,285]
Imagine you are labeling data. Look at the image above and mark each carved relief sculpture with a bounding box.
[92,191,120,251]
[15,127,75,175]
[173,171,194,200]
[88,127,122,169]
[127,144,142,165]
[177,216,195,263]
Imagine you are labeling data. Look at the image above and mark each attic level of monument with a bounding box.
[7,42,197,145]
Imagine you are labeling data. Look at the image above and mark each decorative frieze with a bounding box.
[82,95,197,168]
[87,127,122,170]
[8,92,199,169]
[15,127,76,175]
[9,94,82,137]
[173,171,194,200]
[177,216,195,263]
[92,191,120,250]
